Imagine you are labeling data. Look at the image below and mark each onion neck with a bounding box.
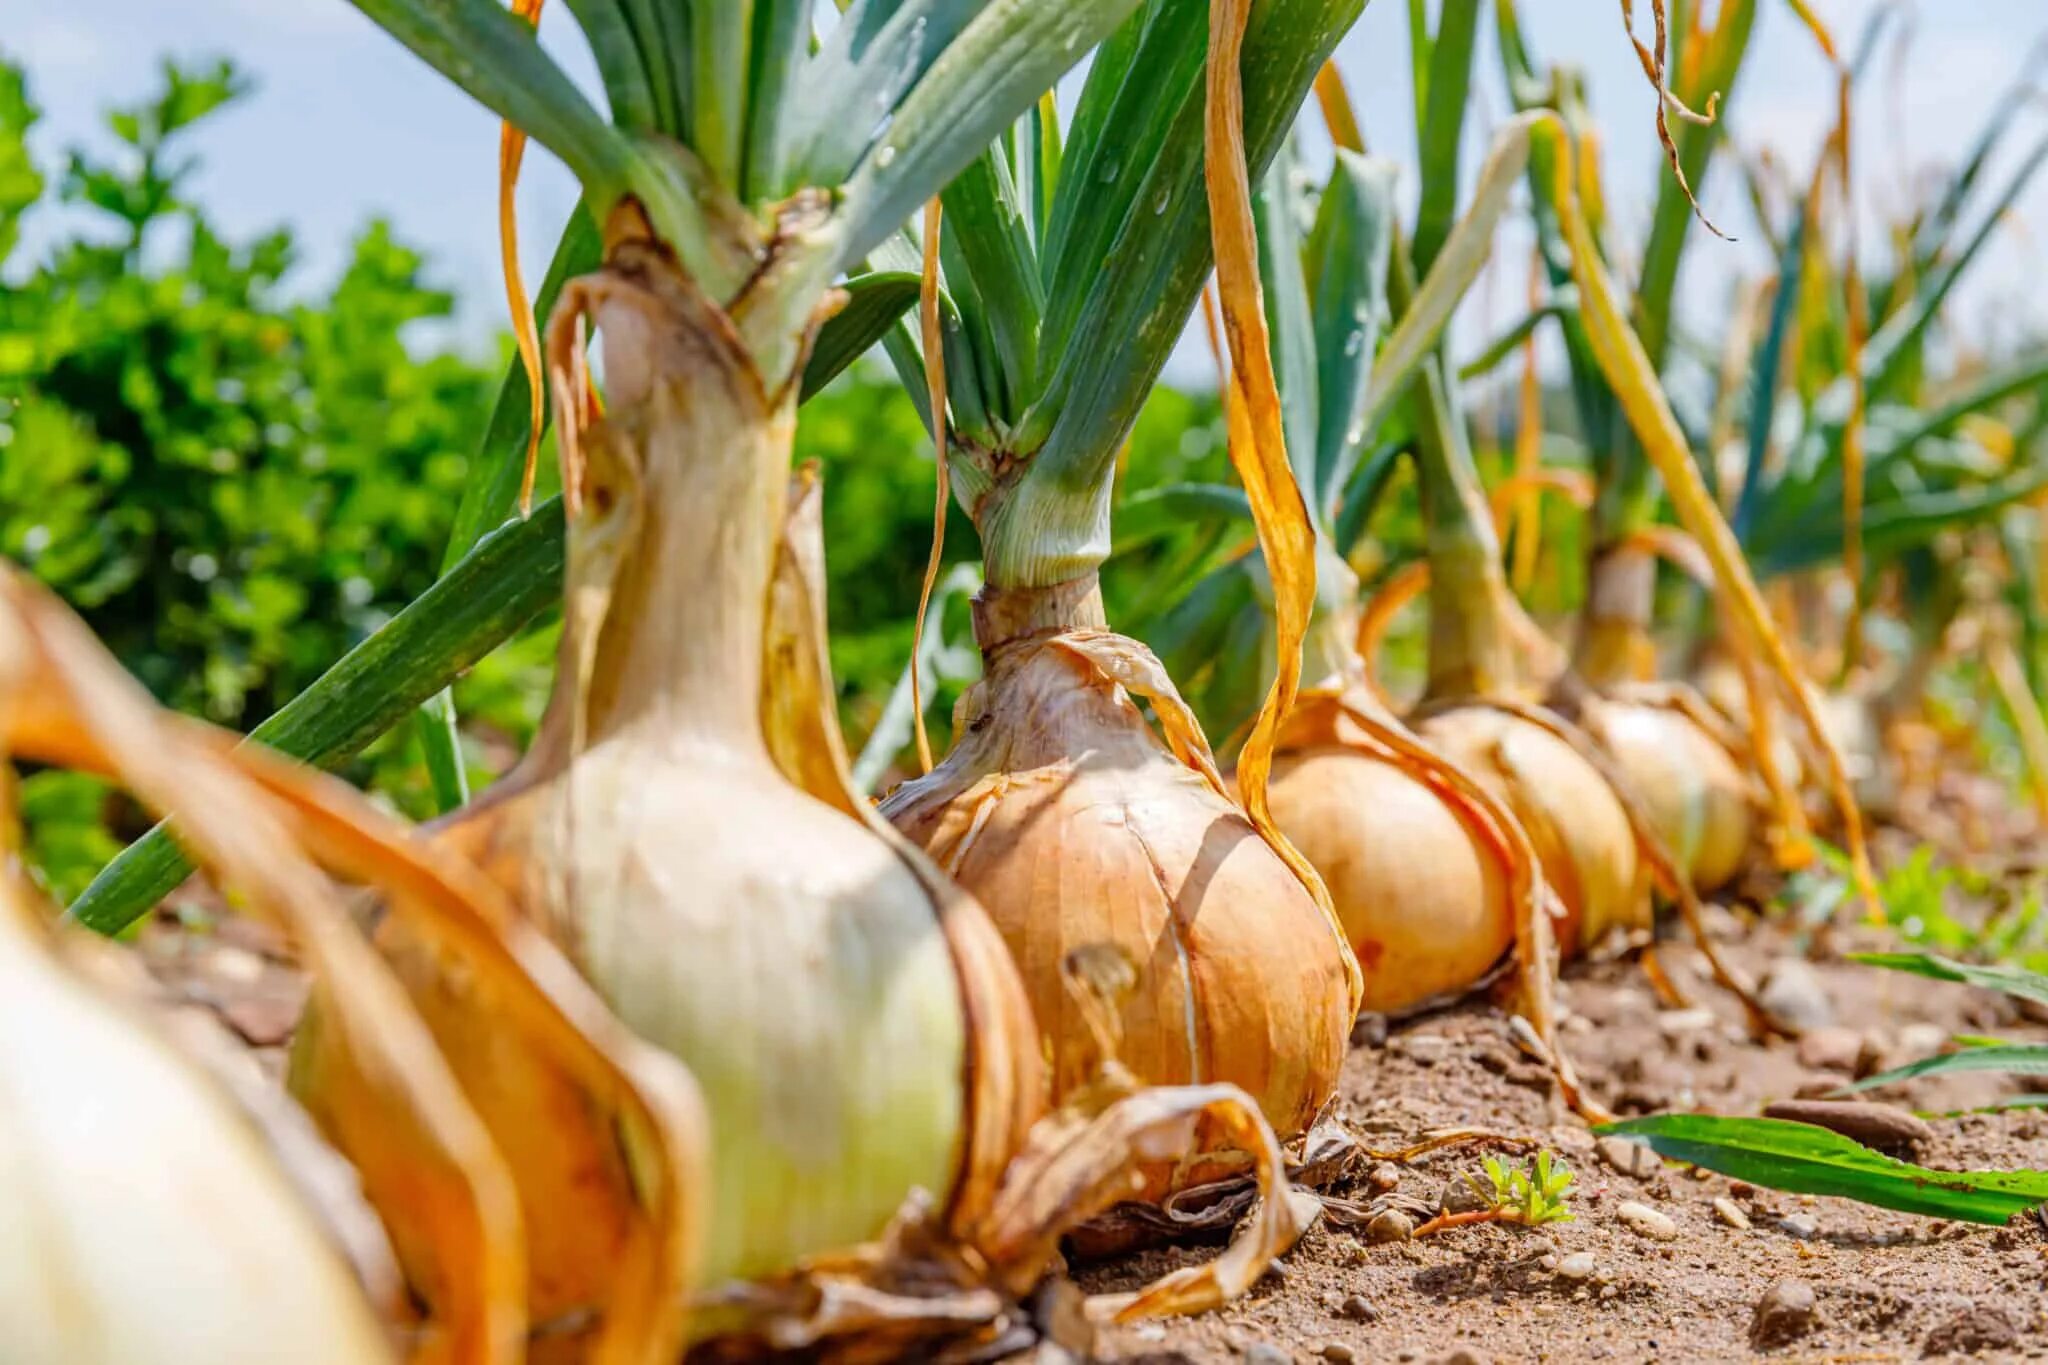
[971,572,1108,653]
[964,441,1116,590]
[1411,365,1521,703]
[1575,541,1658,688]
[1302,551,1362,690]
[570,265,794,760]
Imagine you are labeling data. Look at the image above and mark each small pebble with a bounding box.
[1441,1178,1490,1215]
[1598,1136,1659,1179]
[1366,1208,1415,1243]
[1397,1032,1451,1066]
[1795,1025,1865,1074]
[1320,1346,1357,1364]
[1556,1250,1598,1281]
[1243,1346,1290,1365]
[1655,1006,1717,1035]
[1759,958,1836,1030]
[1712,1197,1751,1230]
[1896,1021,1947,1057]
[1339,1294,1380,1322]
[1353,1013,1389,1047]
[1777,1213,1820,1240]
[208,945,267,985]
[1598,1283,1620,1301]
[1750,1278,1818,1348]
[1762,1098,1935,1155]
[1616,1200,1678,1241]
[1367,1162,1402,1193]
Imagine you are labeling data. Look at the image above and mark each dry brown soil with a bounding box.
[135,825,2048,1363]
[1078,902,2048,1363]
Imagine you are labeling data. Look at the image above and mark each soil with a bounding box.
[135,821,2048,1363]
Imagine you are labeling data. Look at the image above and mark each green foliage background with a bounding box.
[0,55,1228,900]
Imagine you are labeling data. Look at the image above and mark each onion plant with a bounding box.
[869,0,1367,1172]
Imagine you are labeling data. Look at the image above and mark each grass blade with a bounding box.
[348,0,636,203]
[1597,1114,2048,1224]
[1849,951,2048,1008]
[1256,145,1322,511]
[1112,483,1254,553]
[833,0,1143,275]
[1835,1044,2048,1096]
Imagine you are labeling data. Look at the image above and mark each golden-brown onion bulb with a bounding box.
[1589,701,1753,894]
[1417,706,1645,956]
[882,630,1352,1160]
[1266,699,1512,1014]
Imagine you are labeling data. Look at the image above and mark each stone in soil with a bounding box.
[1439,1177,1490,1215]
[1759,957,1836,1030]
[1777,1212,1820,1240]
[1762,1098,1935,1154]
[1895,1021,1948,1058]
[1243,1345,1292,1365]
[1366,1208,1415,1243]
[1555,1251,1597,1281]
[1394,1032,1451,1065]
[1616,1200,1679,1241]
[1655,1006,1718,1035]
[1922,1305,2019,1356]
[1712,1197,1752,1230]
[1319,1346,1357,1364]
[1597,1135,1660,1179]
[1338,1294,1379,1322]
[1795,1025,1866,1073]
[1750,1278,1819,1349]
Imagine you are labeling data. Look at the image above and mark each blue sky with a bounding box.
[13,2,2048,379]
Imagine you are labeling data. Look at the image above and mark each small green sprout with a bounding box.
[1469,1151,1576,1227]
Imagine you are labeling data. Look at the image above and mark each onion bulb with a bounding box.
[0,889,395,1365]
[1268,685,1513,1013]
[885,0,1360,1195]
[1415,703,1645,955]
[385,247,1038,1295]
[2,565,708,1363]
[882,576,1354,1159]
[1581,696,1753,895]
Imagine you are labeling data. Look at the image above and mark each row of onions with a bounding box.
[18,0,1366,1357]
[1116,0,2048,1052]
[25,0,2048,1358]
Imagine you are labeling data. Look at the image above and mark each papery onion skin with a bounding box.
[1697,653,1810,796]
[1417,705,1645,956]
[1,907,391,1365]
[881,578,1352,1165]
[399,252,997,1295]
[1267,694,1513,1014]
[1589,701,1753,894]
